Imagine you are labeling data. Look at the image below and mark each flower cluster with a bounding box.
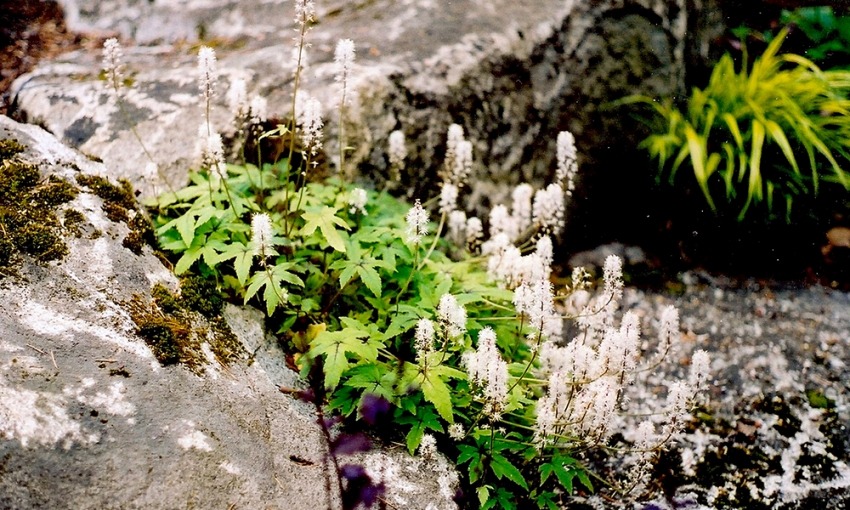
[437,294,467,339]
[102,38,124,94]
[250,213,275,260]
[387,130,407,181]
[347,188,368,215]
[556,130,578,195]
[534,265,710,461]
[296,94,324,156]
[405,199,428,244]
[462,327,508,420]
[334,39,356,103]
[443,124,473,187]
[198,46,217,109]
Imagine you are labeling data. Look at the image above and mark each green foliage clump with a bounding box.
[150,140,604,508]
[738,6,850,70]
[627,29,850,221]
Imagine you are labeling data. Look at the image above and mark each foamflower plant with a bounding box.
[115,1,715,507]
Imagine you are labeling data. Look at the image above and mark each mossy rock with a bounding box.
[0,139,25,161]
[130,280,242,373]
[180,276,224,318]
[0,143,77,273]
[137,322,182,365]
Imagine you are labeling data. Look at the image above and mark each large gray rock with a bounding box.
[11,0,687,209]
[0,115,457,510]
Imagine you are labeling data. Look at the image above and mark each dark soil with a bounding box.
[0,0,83,115]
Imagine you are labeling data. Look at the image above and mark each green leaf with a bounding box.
[175,212,197,248]
[308,327,377,389]
[418,362,464,422]
[175,245,204,274]
[233,249,253,286]
[302,206,349,252]
[357,264,382,298]
[490,453,528,490]
[477,486,491,509]
[244,265,299,315]
[345,363,396,402]
[339,264,358,288]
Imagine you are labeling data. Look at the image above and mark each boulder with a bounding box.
[11,0,687,212]
[0,115,458,510]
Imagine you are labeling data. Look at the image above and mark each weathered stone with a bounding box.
[12,0,687,214]
[0,115,457,510]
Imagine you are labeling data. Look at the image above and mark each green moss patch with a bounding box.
[0,139,25,161]
[0,140,77,274]
[128,278,243,373]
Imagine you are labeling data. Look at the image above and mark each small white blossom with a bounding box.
[603,255,624,304]
[348,188,368,215]
[481,232,511,256]
[296,95,324,156]
[511,183,534,236]
[444,124,470,185]
[556,130,578,194]
[689,349,711,390]
[535,236,553,273]
[446,124,464,159]
[197,123,225,169]
[514,278,561,341]
[251,213,274,258]
[447,210,467,246]
[665,380,693,428]
[437,294,466,339]
[388,130,407,177]
[198,46,217,106]
[102,38,124,93]
[294,0,316,27]
[658,305,680,354]
[463,327,508,420]
[405,199,429,244]
[439,183,458,215]
[489,205,515,240]
[415,318,436,358]
[465,216,483,250]
[634,420,656,450]
[249,96,267,125]
[532,183,565,235]
[448,423,465,441]
[418,433,437,459]
[334,39,356,105]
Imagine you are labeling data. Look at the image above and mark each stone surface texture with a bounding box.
[0,115,457,510]
[12,0,687,209]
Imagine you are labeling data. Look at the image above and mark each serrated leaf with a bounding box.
[233,249,253,286]
[175,245,204,274]
[308,327,377,389]
[405,422,425,454]
[384,313,419,340]
[490,453,528,490]
[420,369,453,422]
[245,268,290,315]
[357,265,382,298]
[175,212,197,248]
[339,264,357,288]
[302,206,349,252]
[477,486,490,508]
